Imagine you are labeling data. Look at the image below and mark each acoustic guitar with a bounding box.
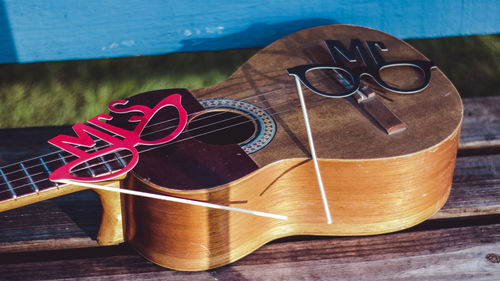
[0,24,463,271]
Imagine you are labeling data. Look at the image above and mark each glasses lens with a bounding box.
[304,67,355,97]
[378,64,427,92]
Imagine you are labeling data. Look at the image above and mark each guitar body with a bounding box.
[0,24,462,271]
[122,25,463,270]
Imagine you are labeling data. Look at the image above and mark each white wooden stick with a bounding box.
[293,76,333,224]
[56,179,288,221]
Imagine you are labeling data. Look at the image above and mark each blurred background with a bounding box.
[0,33,498,128]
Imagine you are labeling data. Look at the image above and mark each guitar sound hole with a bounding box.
[188,110,256,145]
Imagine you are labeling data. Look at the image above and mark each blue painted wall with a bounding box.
[0,0,498,63]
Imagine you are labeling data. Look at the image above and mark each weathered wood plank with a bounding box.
[0,219,499,280]
[434,154,500,219]
[0,191,101,249]
[1,0,499,63]
[459,96,500,150]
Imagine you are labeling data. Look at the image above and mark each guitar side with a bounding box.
[122,24,463,270]
[125,122,460,271]
[0,24,464,271]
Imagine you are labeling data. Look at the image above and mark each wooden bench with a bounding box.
[0,96,499,279]
[0,1,499,279]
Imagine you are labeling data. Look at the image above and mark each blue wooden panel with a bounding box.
[0,0,498,63]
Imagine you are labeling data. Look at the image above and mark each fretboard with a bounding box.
[0,146,130,203]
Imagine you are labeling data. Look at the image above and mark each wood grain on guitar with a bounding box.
[0,25,463,271]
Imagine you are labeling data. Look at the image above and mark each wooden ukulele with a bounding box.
[0,24,462,271]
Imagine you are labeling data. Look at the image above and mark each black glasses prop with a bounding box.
[287,39,437,98]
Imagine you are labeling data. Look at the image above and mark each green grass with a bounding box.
[0,34,498,128]
[407,33,500,97]
[0,49,258,128]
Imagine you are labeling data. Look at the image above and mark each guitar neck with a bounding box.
[0,148,127,211]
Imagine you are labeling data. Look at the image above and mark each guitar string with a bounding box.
[0,86,308,176]
[0,100,318,195]
[0,87,302,182]
[0,70,362,195]
[0,56,424,188]
[0,72,344,178]
[0,92,332,195]
[2,98,332,220]
[0,91,325,192]
[0,71,345,181]
[0,87,288,170]
[0,89,317,219]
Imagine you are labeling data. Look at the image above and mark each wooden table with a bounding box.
[0,96,499,280]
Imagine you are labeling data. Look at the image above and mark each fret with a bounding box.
[60,142,112,178]
[88,145,112,176]
[40,157,52,174]
[90,141,123,176]
[57,151,92,179]
[49,147,117,180]
[40,154,68,186]
[58,153,67,164]
[0,141,136,203]
[0,146,131,203]
[0,167,16,199]
[1,162,46,198]
[24,158,57,191]
[114,152,126,167]
[52,151,91,180]
[20,162,39,192]
[93,151,127,175]
[84,161,96,177]
[117,150,133,167]
[0,147,136,203]
[0,180,13,201]
[52,140,132,179]
[99,152,112,172]
[103,151,123,172]
[86,150,133,177]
